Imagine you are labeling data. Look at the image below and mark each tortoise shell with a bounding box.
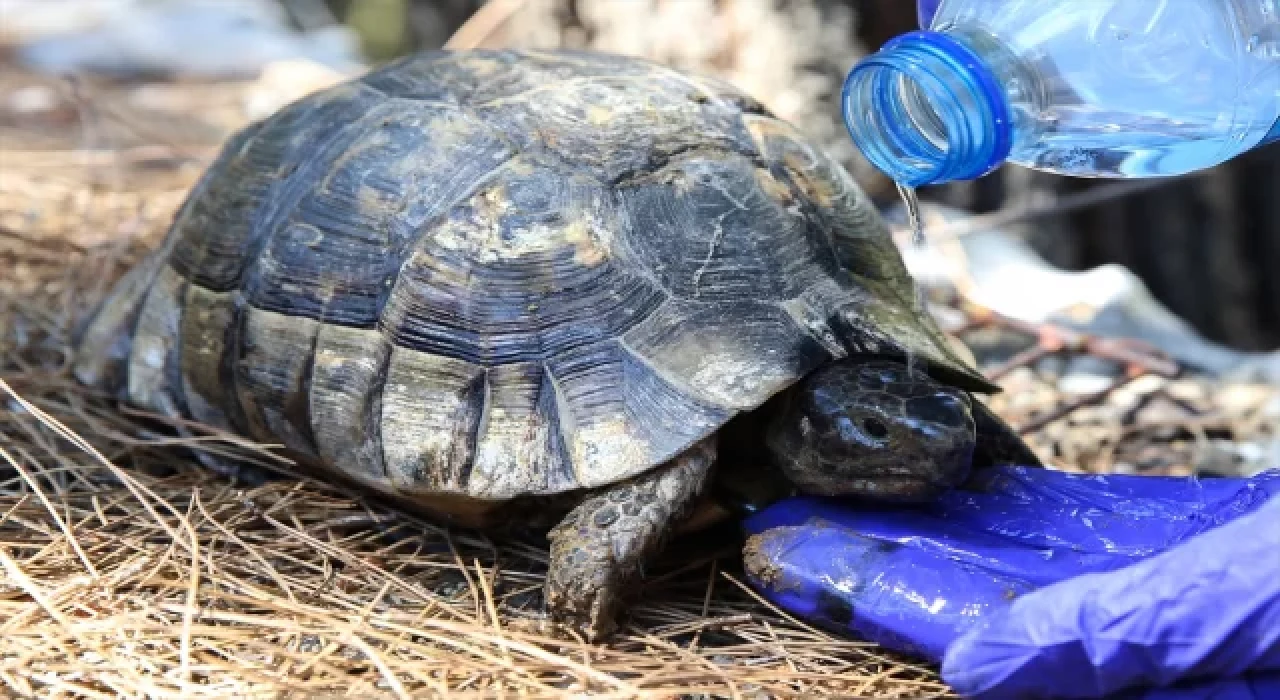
[74,49,989,505]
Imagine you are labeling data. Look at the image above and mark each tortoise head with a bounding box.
[765,356,975,502]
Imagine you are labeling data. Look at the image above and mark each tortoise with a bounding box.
[72,49,1041,641]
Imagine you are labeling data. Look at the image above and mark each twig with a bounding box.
[444,0,527,50]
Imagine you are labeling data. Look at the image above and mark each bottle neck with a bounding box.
[842,30,1014,187]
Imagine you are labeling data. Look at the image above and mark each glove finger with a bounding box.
[743,518,1036,661]
[744,494,1144,588]
[940,468,1280,556]
[941,495,1280,699]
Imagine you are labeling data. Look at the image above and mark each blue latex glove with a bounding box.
[741,467,1280,699]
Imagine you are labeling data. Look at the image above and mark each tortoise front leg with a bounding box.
[545,436,717,641]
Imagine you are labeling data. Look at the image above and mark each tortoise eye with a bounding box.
[861,417,889,439]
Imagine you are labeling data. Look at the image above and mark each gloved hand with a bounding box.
[742,466,1280,699]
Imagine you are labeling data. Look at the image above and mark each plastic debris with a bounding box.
[743,466,1280,698]
[0,0,138,42]
[891,203,1280,384]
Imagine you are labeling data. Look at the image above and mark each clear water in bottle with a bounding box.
[844,0,1280,187]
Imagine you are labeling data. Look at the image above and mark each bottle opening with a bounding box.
[842,31,1013,187]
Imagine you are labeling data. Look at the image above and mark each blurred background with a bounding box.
[2,0,1278,353]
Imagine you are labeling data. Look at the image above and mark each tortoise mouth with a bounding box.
[813,473,966,503]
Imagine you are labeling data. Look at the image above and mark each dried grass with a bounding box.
[0,67,960,698]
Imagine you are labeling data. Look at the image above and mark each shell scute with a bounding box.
[170,83,385,292]
[380,347,486,494]
[234,307,321,459]
[242,99,514,327]
[545,340,731,490]
[365,49,665,105]
[468,362,575,497]
[614,154,840,303]
[745,115,908,287]
[621,299,832,411]
[379,155,667,366]
[472,72,761,185]
[310,325,391,486]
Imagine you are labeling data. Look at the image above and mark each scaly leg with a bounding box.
[544,436,716,641]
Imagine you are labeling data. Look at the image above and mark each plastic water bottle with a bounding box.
[843,0,1280,188]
